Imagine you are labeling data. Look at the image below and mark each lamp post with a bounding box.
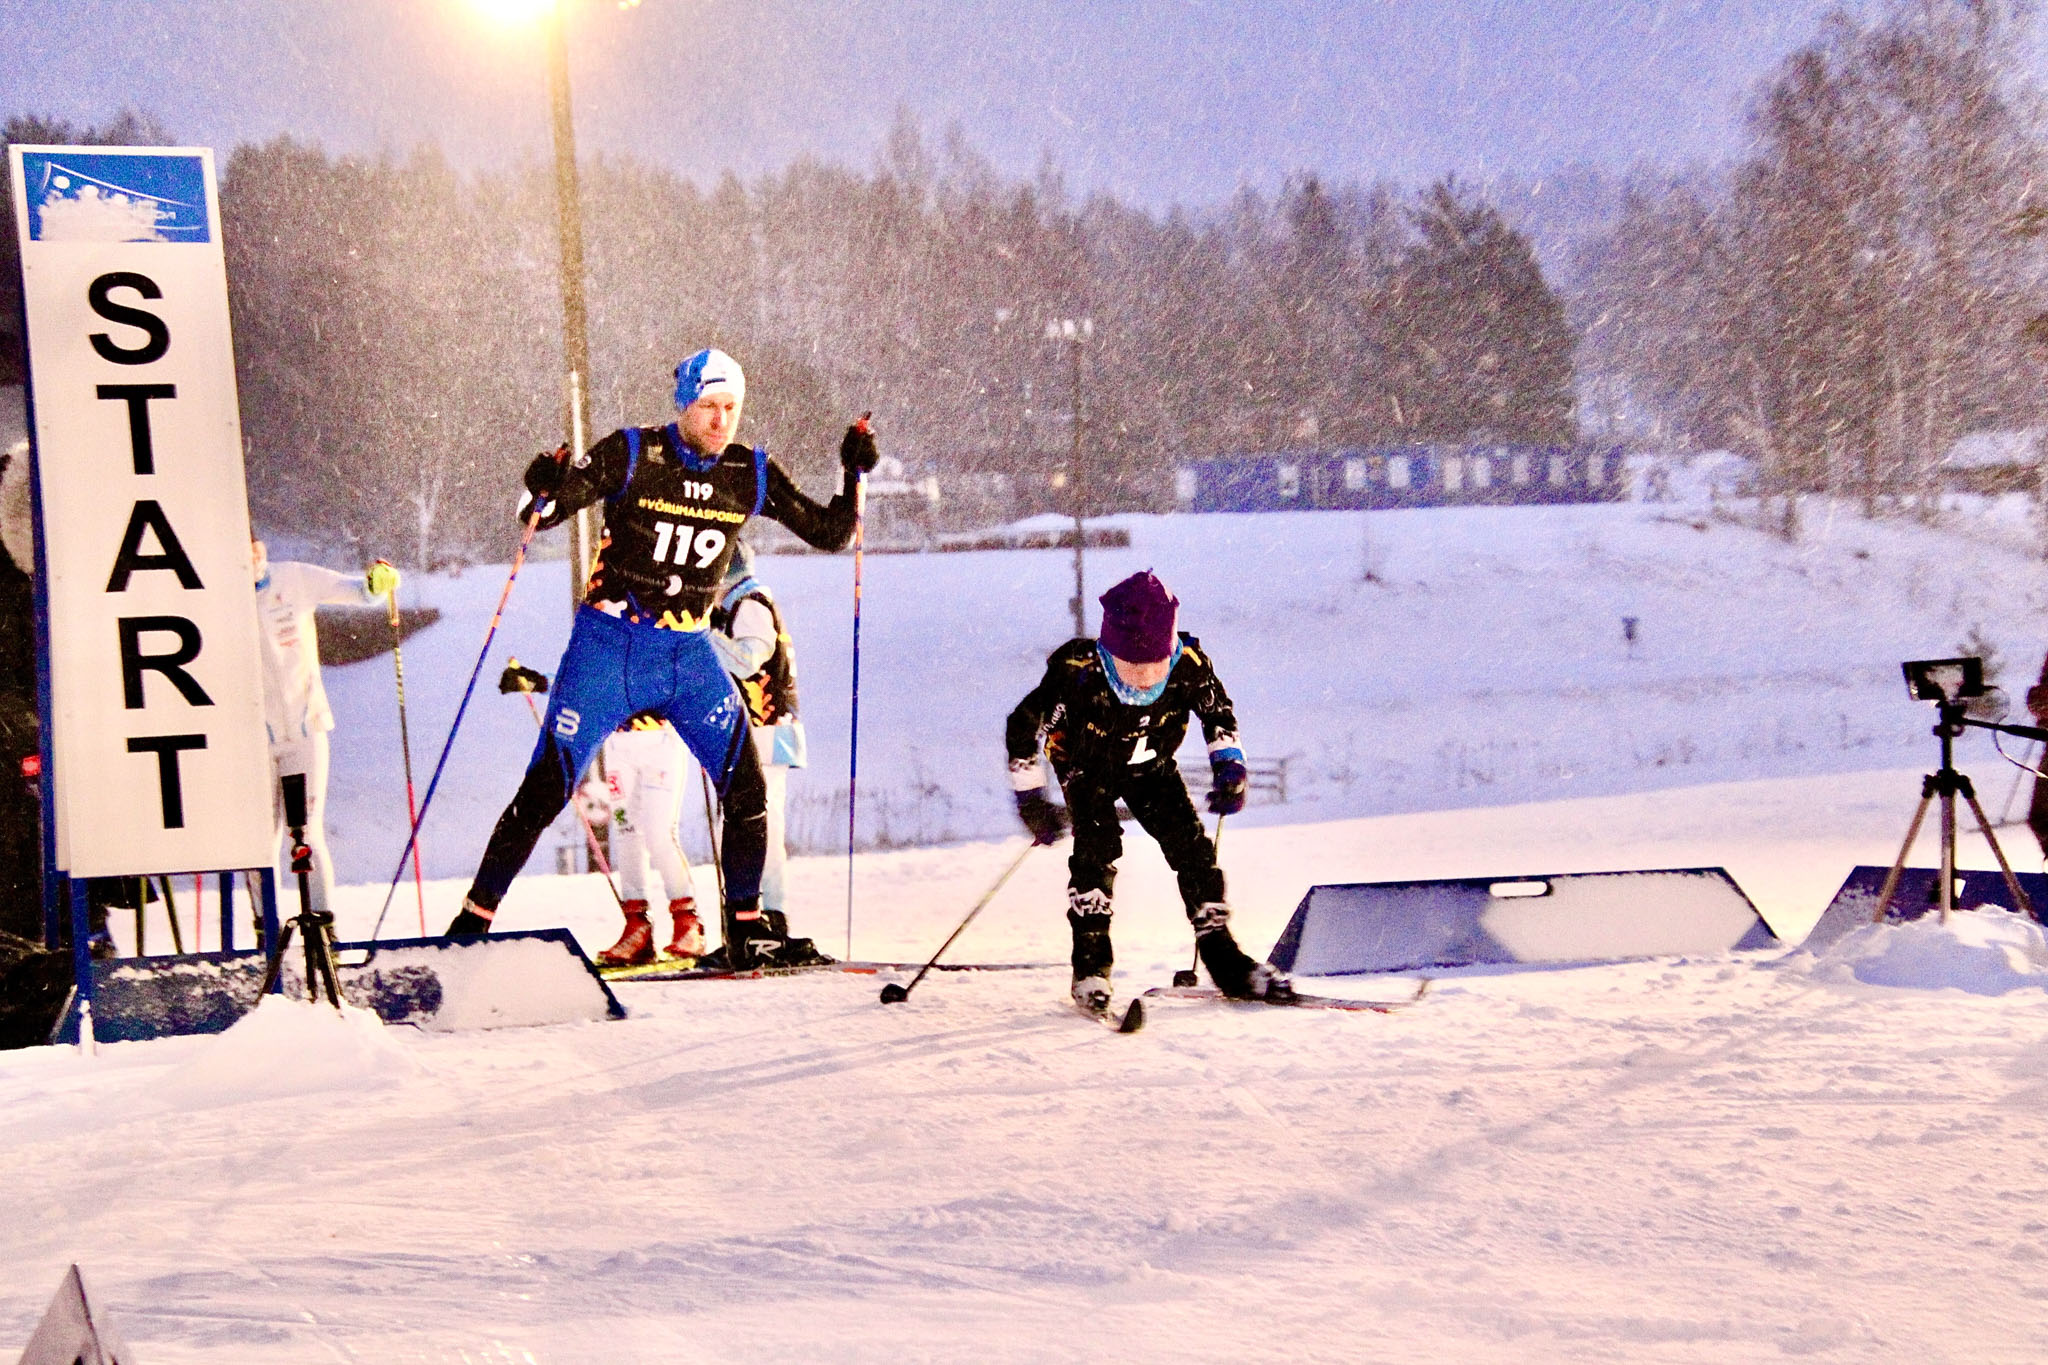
[1046,316,1092,637]
[470,0,597,607]
[541,4,597,607]
[471,0,606,867]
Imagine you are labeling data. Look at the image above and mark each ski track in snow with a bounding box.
[11,770,2048,1361]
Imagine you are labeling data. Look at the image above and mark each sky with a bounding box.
[2,0,1845,207]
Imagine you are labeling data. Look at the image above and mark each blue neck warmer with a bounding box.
[667,422,724,473]
[1098,639,1180,706]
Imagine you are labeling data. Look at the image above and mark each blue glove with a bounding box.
[1206,756,1247,816]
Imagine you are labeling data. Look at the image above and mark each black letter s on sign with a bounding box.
[88,273,170,365]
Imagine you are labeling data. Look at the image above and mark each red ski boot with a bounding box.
[665,898,706,959]
[598,901,656,967]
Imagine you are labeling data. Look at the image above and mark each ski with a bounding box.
[601,958,1058,984]
[1074,996,1146,1032]
[601,958,855,983]
[1141,979,1427,1013]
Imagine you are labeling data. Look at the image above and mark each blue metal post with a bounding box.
[219,871,235,952]
[66,875,91,1018]
[20,300,57,949]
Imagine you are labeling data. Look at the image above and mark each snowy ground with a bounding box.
[13,482,2048,1359]
[301,485,2048,896]
[10,768,2048,1362]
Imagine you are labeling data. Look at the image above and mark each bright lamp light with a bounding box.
[467,0,557,25]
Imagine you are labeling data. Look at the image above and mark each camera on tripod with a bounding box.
[1903,657,1986,707]
[1871,658,2039,927]
[1901,656,2009,727]
[282,772,309,845]
[258,772,344,1008]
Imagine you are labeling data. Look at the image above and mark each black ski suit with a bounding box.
[1005,634,1257,986]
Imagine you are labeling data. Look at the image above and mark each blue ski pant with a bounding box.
[467,606,765,910]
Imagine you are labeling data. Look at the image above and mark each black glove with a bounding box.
[523,444,570,501]
[1016,788,1071,846]
[1206,756,1248,816]
[445,905,493,937]
[498,661,550,695]
[839,418,879,475]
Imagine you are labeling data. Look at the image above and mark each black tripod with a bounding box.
[257,773,344,1008]
[1872,698,2036,926]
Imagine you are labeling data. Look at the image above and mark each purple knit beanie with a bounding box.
[1098,571,1179,663]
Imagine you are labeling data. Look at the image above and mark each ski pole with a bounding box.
[846,413,873,961]
[1172,812,1225,988]
[383,564,429,935]
[503,660,625,911]
[699,766,726,905]
[879,841,1035,1004]
[370,492,551,942]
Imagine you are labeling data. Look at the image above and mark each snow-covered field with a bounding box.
[12,484,2048,1360]
[9,767,2048,1362]
[309,485,2048,896]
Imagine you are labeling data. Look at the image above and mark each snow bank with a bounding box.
[154,995,422,1105]
[1803,906,2048,995]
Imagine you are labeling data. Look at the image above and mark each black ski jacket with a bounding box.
[528,424,856,627]
[1006,634,1240,787]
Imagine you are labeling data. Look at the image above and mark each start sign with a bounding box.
[8,146,271,876]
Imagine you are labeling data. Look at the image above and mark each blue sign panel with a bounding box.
[18,151,209,243]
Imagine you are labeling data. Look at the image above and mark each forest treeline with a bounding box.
[4,0,2045,561]
[1575,0,2048,535]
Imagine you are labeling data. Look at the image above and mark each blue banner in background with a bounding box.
[18,151,208,243]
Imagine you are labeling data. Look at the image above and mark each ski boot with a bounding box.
[1068,887,1115,1012]
[758,908,833,966]
[1071,974,1113,1016]
[664,898,705,959]
[721,898,834,970]
[598,901,656,967]
[1192,902,1293,1001]
[445,897,495,937]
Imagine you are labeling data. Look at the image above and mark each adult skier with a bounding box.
[252,540,400,915]
[1005,570,1290,1011]
[710,540,807,932]
[586,714,703,967]
[447,348,874,967]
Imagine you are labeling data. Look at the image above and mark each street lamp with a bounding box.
[468,0,597,609]
[1046,316,1092,638]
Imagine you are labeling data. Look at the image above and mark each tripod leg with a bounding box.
[1874,793,1935,924]
[312,920,344,1010]
[301,908,324,1006]
[1966,791,2037,921]
[1939,787,1960,925]
[256,922,296,998]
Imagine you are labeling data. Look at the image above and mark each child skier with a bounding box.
[448,348,875,967]
[1004,570,1290,1011]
